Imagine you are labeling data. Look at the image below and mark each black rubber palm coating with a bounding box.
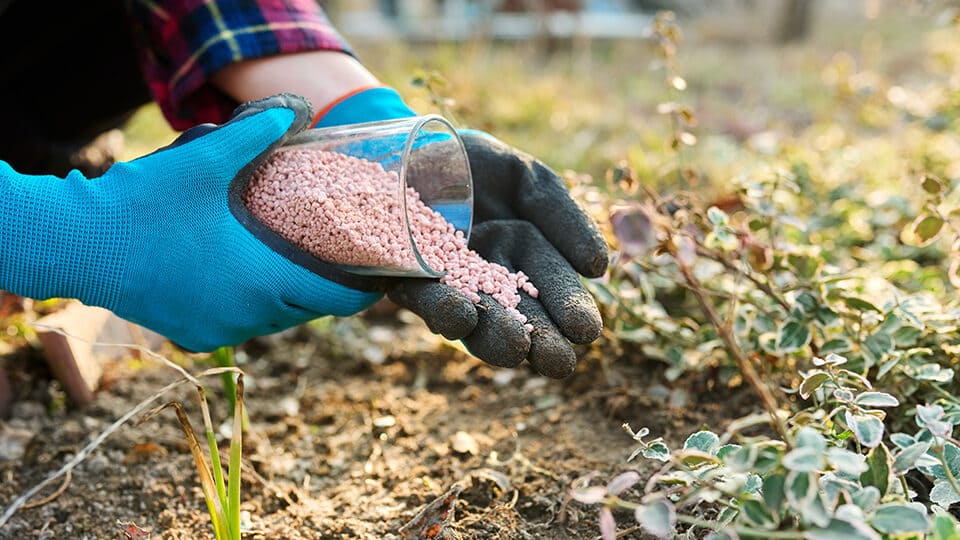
[461,133,609,278]
[381,133,612,379]
[469,221,603,345]
[387,280,478,340]
[516,294,577,378]
[461,295,531,368]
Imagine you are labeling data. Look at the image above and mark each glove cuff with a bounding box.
[312,87,417,127]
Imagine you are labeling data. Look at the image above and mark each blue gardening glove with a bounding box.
[0,94,382,351]
[317,88,608,378]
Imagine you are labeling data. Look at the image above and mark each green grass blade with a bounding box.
[205,423,229,516]
[197,387,228,514]
[213,347,250,432]
[170,402,229,540]
[227,375,245,539]
[212,347,237,414]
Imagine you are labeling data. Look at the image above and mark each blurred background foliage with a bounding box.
[124,0,959,197]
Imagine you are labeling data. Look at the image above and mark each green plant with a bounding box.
[144,375,246,540]
[212,347,238,412]
[650,11,698,189]
[411,69,461,126]
[212,346,249,431]
[569,9,960,540]
[0,328,244,532]
[575,177,960,538]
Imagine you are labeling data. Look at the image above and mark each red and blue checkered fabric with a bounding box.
[129,0,351,130]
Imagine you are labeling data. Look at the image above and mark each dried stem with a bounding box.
[696,247,790,311]
[21,470,72,510]
[632,259,779,320]
[675,256,789,443]
[0,367,238,528]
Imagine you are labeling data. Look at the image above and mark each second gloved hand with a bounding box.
[317,88,609,378]
[389,132,608,378]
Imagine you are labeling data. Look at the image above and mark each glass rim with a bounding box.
[398,115,473,278]
[280,114,474,278]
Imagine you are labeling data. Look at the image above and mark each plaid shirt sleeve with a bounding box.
[129,0,352,130]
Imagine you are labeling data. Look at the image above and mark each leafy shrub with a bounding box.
[569,10,960,540]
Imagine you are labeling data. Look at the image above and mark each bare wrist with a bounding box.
[212,50,380,112]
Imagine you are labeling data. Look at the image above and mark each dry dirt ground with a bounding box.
[0,308,755,539]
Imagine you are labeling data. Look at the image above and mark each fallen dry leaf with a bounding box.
[398,483,463,539]
[117,520,150,539]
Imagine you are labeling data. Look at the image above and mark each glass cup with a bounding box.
[273,115,473,278]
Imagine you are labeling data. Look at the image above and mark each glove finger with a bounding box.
[138,94,312,183]
[470,221,603,345]
[462,133,609,278]
[517,161,609,279]
[216,94,314,175]
[461,294,531,369]
[516,293,578,378]
[163,123,218,150]
[386,279,478,340]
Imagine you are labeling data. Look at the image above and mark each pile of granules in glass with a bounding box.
[244,149,538,330]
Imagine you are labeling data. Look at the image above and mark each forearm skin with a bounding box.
[212,50,380,115]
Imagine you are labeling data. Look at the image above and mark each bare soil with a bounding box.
[0,309,755,539]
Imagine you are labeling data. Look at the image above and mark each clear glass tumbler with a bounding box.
[271,115,473,277]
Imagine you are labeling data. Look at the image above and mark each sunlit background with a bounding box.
[124,0,958,195]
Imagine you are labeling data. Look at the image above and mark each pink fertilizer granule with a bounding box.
[244,149,538,329]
